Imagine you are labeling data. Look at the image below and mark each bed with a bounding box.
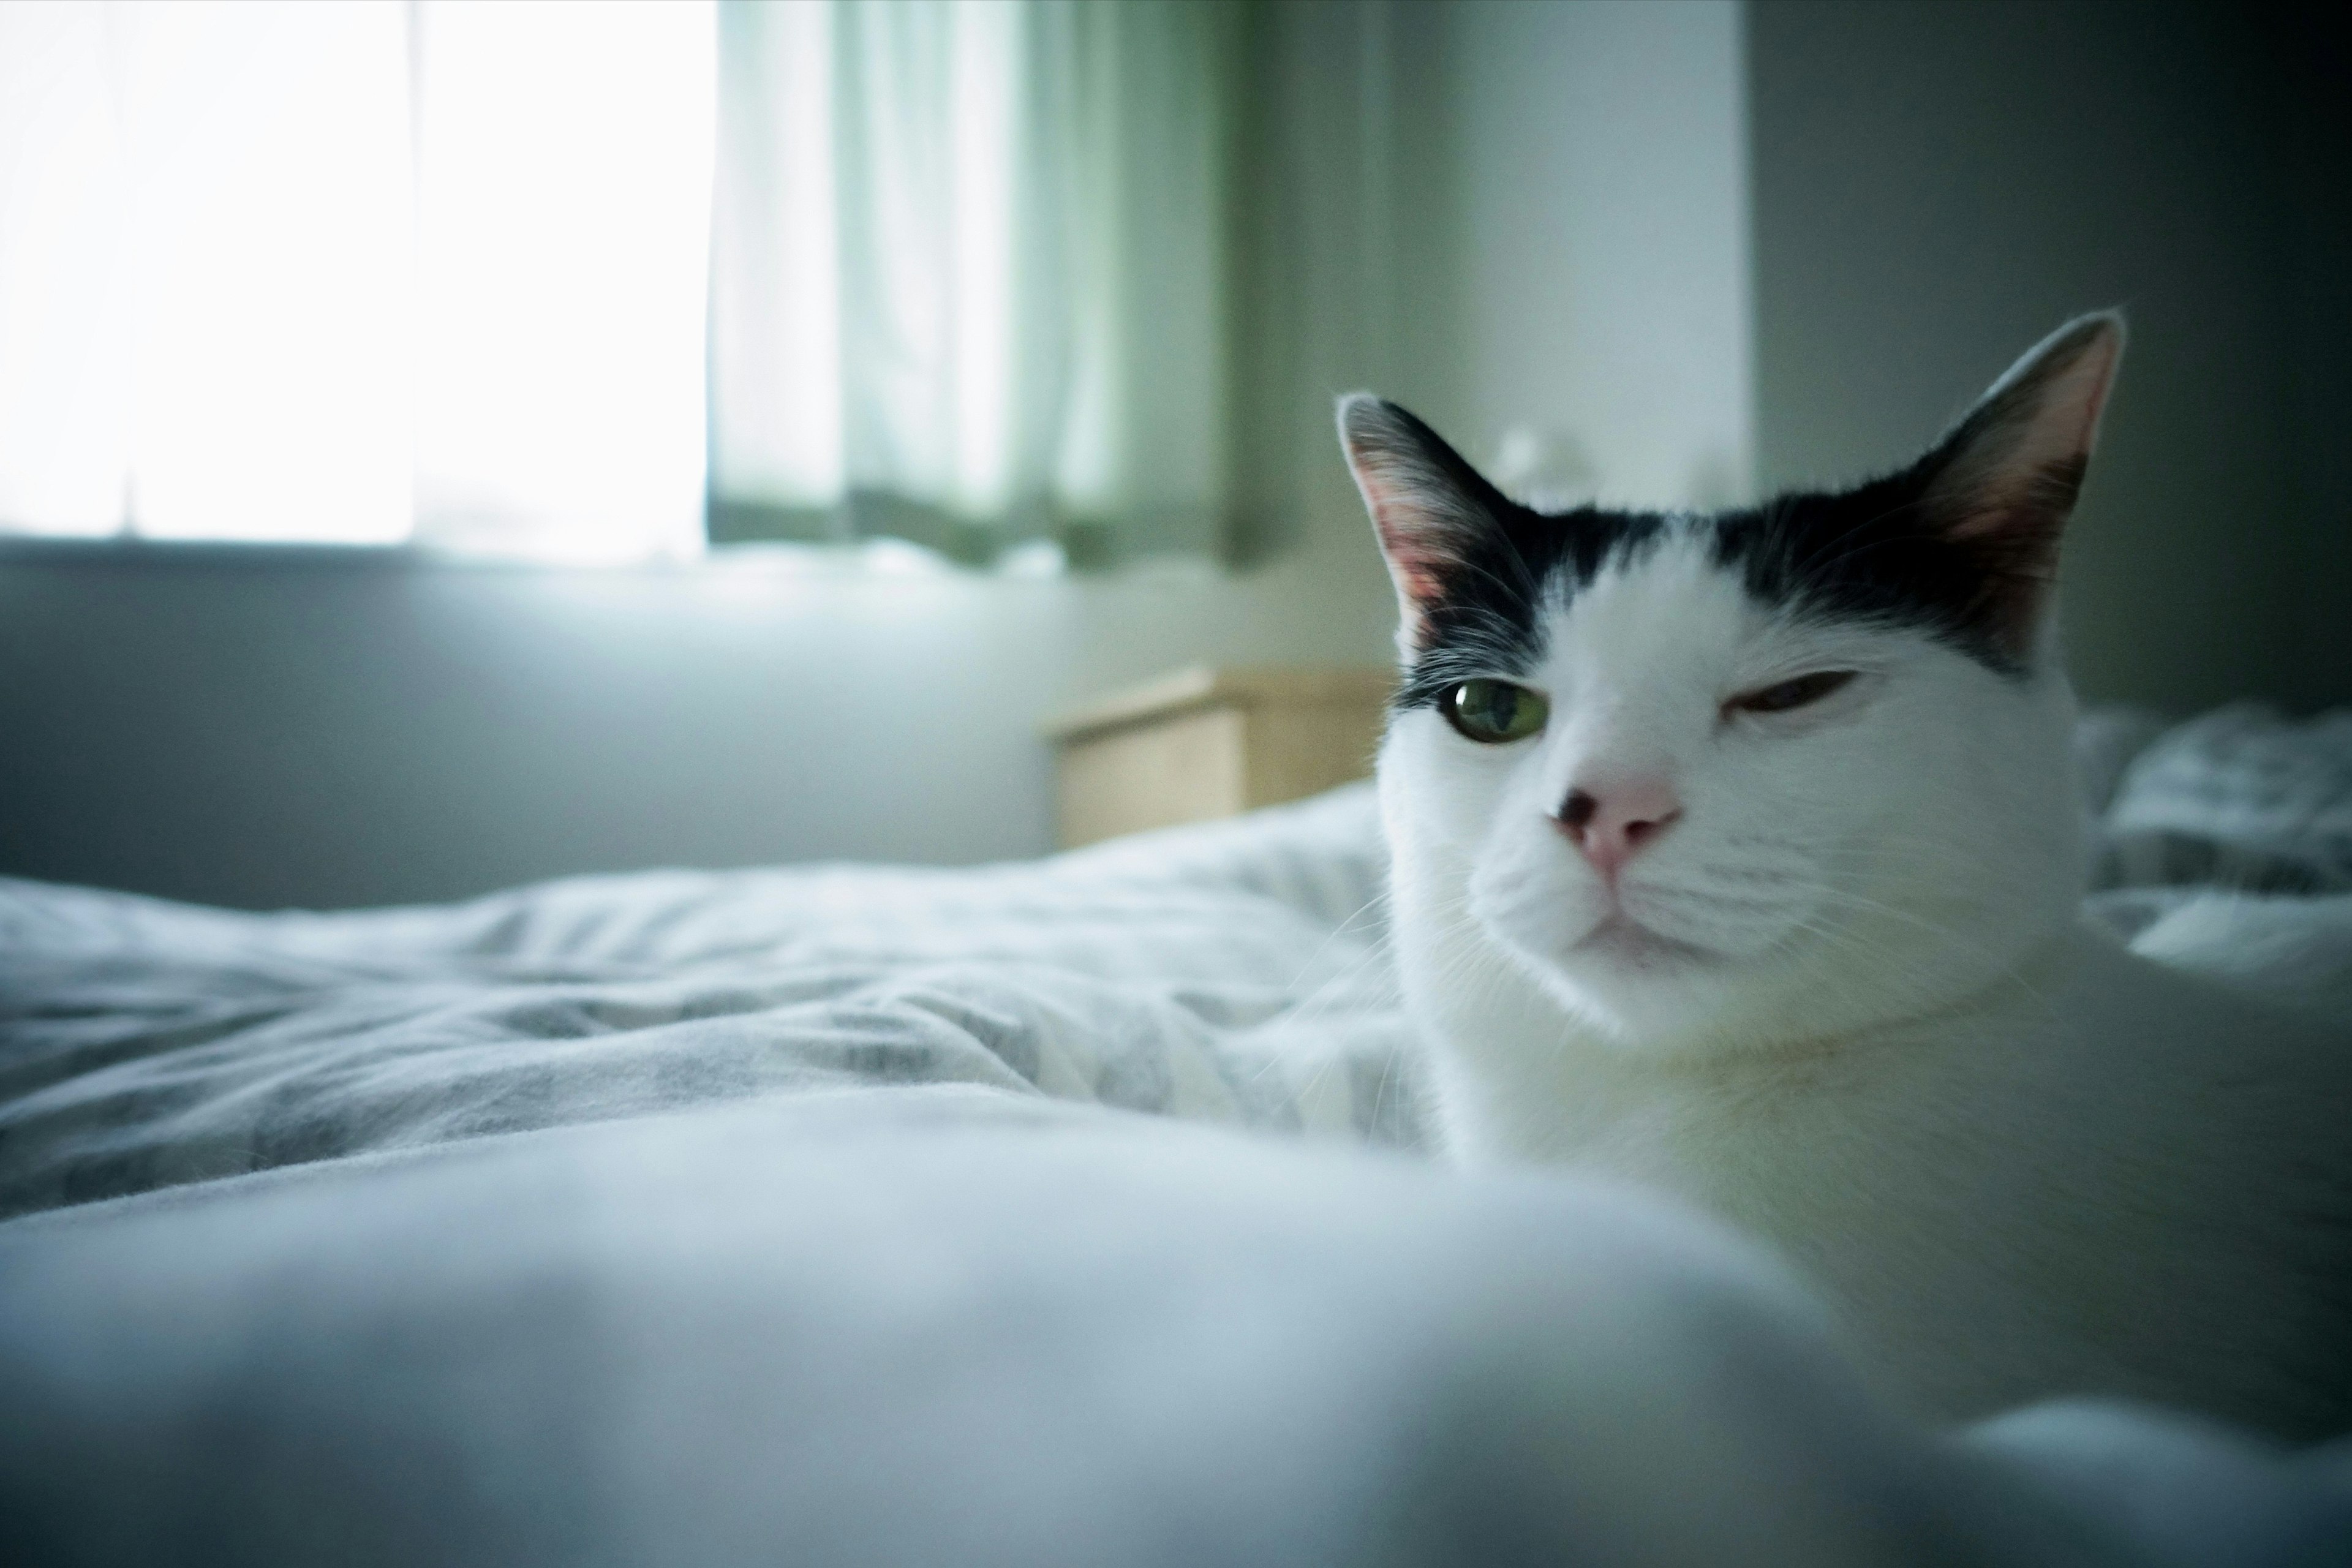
[3,704,2349,1566]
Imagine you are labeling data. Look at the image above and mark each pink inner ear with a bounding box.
[1351,462,1454,613]
[1938,323,2122,543]
[1338,396,1495,639]
[1386,549,1446,612]
[1371,505,1449,641]
[2067,343,2119,447]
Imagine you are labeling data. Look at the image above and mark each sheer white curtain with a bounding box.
[0,0,712,559]
[709,0,1244,565]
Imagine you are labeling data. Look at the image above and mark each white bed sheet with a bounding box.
[0,781,1414,1220]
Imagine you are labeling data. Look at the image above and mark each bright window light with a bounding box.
[413,0,714,562]
[0,0,714,558]
[0,2,131,537]
[124,0,414,545]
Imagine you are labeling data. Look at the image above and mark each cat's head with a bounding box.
[1343,314,2123,1052]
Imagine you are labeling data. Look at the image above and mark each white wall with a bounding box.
[1441,1,1752,510]
[0,1,1757,910]
[0,545,1399,908]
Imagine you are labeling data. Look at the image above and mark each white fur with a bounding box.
[1365,339,2352,1439]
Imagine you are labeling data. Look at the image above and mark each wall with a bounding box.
[1748,0,2351,713]
[0,545,1390,908]
[2271,4,2352,713]
[1441,0,1752,510]
[0,1,1755,910]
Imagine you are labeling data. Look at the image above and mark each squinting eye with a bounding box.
[1727,670,1858,717]
[1443,679,1550,744]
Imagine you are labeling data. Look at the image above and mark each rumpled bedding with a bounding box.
[0,777,1413,1221]
[2,703,2348,1567]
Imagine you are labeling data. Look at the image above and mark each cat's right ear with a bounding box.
[1337,394,1499,647]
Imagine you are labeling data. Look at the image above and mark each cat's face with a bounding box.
[1347,315,2122,1052]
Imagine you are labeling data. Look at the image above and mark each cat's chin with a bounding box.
[1488,915,1754,1048]
[1567,914,1719,973]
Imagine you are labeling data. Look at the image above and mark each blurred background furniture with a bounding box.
[1043,666,1392,848]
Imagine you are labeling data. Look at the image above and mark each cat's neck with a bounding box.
[1405,898,2096,1166]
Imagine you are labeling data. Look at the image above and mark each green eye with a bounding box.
[1443,679,1550,744]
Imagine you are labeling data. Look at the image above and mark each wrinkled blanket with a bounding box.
[0,779,1412,1220]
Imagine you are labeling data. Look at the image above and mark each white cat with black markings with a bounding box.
[1341,314,2352,1438]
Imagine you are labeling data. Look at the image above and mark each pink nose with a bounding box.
[1557,777,1683,876]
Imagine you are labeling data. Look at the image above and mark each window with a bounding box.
[0,1,713,559]
[0,0,1247,567]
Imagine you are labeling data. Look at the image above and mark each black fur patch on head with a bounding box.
[1705,458,2080,677]
[1346,315,2117,707]
[1392,464,2073,709]
[1710,314,2116,671]
[1338,390,1673,711]
[1391,500,1666,710]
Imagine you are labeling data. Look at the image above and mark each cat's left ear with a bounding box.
[1913,311,2125,647]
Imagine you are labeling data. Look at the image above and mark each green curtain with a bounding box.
[709,0,1262,568]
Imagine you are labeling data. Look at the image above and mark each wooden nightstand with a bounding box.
[1041,666,1393,848]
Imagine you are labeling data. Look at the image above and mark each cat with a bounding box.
[1340,314,2352,1439]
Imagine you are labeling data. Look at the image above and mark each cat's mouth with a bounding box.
[1572,914,1717,970]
